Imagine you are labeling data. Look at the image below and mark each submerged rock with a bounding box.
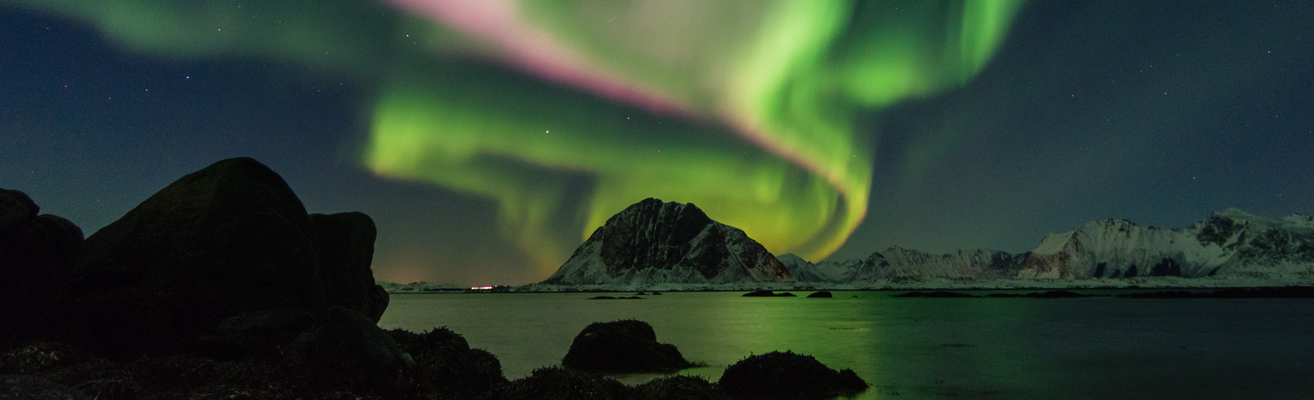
[742,290,796,297]
[562,319,695,373]
[718,351,867,400]
[806,291,833,298]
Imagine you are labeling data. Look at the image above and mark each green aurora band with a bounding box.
[5,0,1026,278]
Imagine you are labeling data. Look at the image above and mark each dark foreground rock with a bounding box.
[44,157,388,359]
[806,291,833,298]
[389,327,507,399]
[0,375,90,400]
[635,375,729,400]
[0,189,84,350]
[481,367,634,400]
[718,351,867,400]
[562,320,696,373]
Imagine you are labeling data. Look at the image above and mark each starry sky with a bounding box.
[2,1,1311,285]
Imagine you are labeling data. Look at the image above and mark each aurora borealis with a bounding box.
[3,1,1312,284]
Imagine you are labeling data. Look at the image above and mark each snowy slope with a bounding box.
[783,209,1313,284]
[542,198,793,286]
[1017,209,1314,279]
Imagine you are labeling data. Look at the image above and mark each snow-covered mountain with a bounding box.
[542,198,793,286]
[781,248,1024,283]
[1018,208,1314,279]
[786,209,1314,284]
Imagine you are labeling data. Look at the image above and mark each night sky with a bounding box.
[2,1,1311,285]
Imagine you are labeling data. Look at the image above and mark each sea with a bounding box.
[378,290,1314,399]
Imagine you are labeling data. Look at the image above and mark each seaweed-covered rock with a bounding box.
[718,351,867,400]
[635,375,729,400]
[287,307,410,381]
[562,320,695,373]
[481,366,634,400]
[0,375,90,400]
[389,327,507,398]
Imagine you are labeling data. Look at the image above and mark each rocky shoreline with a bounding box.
[2,158,867,399]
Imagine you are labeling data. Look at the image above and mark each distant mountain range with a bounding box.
[536,202,1313,290]
[782,209,1314,286]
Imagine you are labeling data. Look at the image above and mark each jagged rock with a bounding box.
[287,307,409,381]
[482,366,634,400]
[309,212,388,321]
[544,198,793,286]
[388,327,507,398]
[717,351,867,400]
[561,319,694,373]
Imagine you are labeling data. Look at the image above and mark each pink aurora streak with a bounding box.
[384,0,692,117]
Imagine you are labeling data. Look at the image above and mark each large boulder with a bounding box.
[0,189,84,349]
[717,351,867,400]
[309,212,388,321]
[561,319,695,373]
[0,188,38,233]
[52,157,386,358]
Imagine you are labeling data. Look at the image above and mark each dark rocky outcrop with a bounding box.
[44,157,387,359]
[561,319,695,373]
[634,375,729,400]
[287,307,410,383]
[310,212,390,320]
[544,198,793,285]
[717,351,867,400]
[0,375,90,400]
[805,291,833,298]
[0,189,84,350]
[388,327,508,398]
[482,366,634,400]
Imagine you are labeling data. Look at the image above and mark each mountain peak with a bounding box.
[543,198,793,286]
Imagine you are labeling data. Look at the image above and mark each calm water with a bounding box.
[379,291,1314,399]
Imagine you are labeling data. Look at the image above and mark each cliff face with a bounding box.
[543,198,793,285]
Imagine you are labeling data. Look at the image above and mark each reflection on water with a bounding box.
[379,291,1314,399]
